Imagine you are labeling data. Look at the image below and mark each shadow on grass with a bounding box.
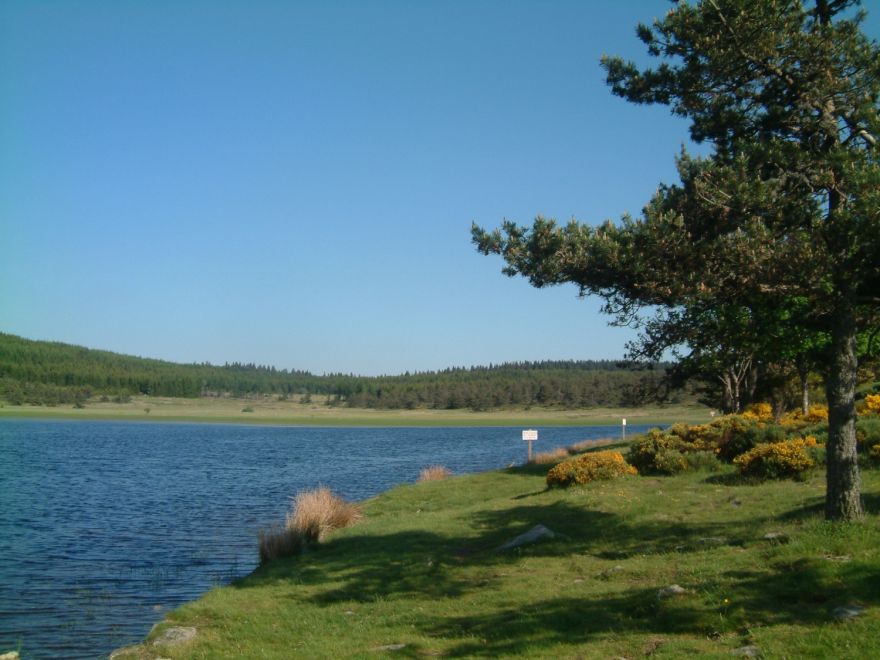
[235,500,794,604]
[775,489,880,521]
[503,463,551,478]
[418,557,880,657]
[300,504,620,604]
[227,482,880,658]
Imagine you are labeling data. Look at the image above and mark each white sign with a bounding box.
[522,429,538,441]
[622,418,627,426]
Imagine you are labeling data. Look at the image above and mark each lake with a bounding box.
[0,419,654,659]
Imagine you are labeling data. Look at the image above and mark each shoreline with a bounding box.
[0,397,711,428]
[109,441,880,659]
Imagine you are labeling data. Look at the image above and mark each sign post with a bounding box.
[522,429,538,463]
[622,418,627,443]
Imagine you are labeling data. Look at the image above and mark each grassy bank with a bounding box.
[116,442,879,659]
[0,396,711,427]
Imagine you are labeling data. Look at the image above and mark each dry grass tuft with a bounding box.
[257,525,305,565]
[287,487,362,543]
[567,437,615,454]
[417,465,452,482]
[530,447,570,464]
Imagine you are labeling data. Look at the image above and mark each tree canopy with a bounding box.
[474,0,879,520]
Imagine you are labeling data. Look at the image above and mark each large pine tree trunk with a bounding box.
[824,308,864,521]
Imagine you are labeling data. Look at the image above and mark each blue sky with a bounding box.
[2,1,878,376]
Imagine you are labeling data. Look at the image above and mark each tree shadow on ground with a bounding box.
[774,490,880,521]
[300,503,619,604]
[234,498,810,606]
[225,481,880,658]
[417,555,880,657]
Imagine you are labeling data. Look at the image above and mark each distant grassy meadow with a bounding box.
[0,395,712,427]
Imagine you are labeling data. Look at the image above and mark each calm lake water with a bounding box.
[0,419,655,659]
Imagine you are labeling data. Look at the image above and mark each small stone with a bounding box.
[497,524,555,551]
[108,646,142,659]
[731,645,762,657]
[152,626,197,647]
[0,652,20,660]
[824,554,851,563]
[832,604,865,621]
[373,643,407,651]
[762,532,788,543]
[657,584,687,599]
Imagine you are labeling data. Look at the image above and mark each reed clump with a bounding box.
[288,487,362,543]
[417,465,452,482]
[567,437,613,453]
[530,447,569,464]
[258,487,362,564]
[257,525,305,565]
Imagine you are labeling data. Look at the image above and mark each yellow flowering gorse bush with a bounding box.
[741,402,774,422]
[859,393,880,416]
[733,438,815,479]
[780,404,829,428]
[546,450,637,487]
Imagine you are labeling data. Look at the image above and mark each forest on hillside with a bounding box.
[0,333,688,410]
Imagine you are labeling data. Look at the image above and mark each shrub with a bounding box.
[667,422,692,439]
[780,404,829,428]
[804,404,829,423]
[683,450,723,472]
[257,525,305,565]
[288,487,362,542]
[856,418,880,465]
[856,417,880,448]
[652,448,690,475]
[741,402,774,422]
[859,393,880,415]
[627,429,691,475]
[807,443,826,467]
[793,422,828,445]
[678,422,723,450]
[733,438,815,480]
[417,465,452,482]
[716,421,785,462]
[547,450,637,487]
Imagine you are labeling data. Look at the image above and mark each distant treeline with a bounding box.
[0,333,688,409]
[339,365,675,410]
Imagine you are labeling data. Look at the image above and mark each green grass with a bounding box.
[115,443,880,659]
[0,395,711,427]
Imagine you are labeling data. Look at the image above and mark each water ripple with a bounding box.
[0,419,648,658]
